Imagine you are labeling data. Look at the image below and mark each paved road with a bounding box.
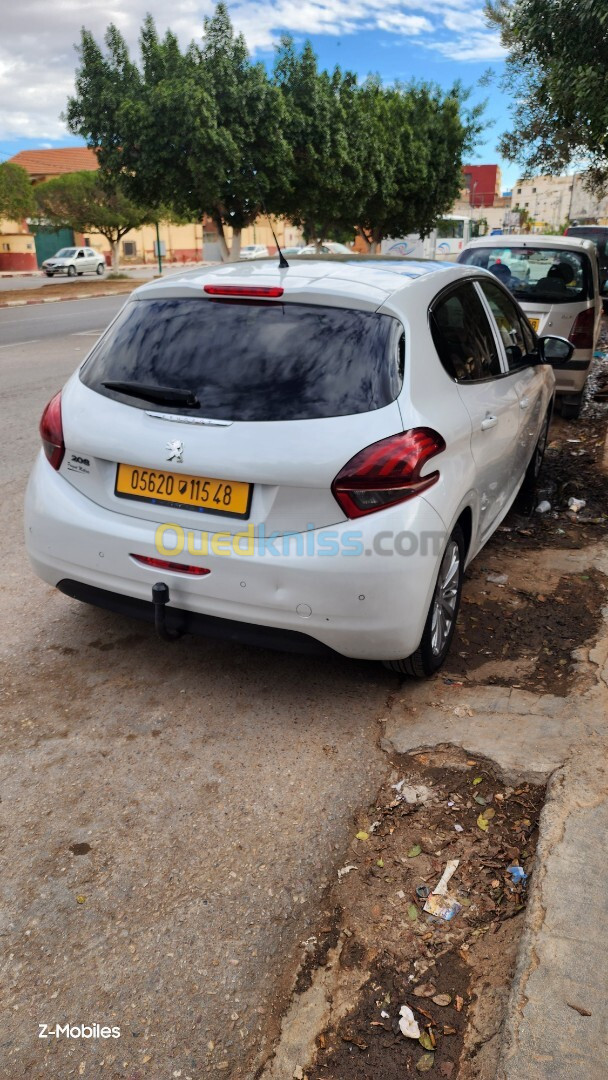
[0,267,156,293]
[0,295,125,347]
[0,325,395,1077]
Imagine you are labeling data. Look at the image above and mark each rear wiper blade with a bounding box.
[103,381,200,407]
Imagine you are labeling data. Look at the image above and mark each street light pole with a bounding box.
[155,221,163,276]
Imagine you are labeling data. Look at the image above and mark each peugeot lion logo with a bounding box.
[166,439,184,463]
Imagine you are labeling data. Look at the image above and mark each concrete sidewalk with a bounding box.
[382,540,608,1079]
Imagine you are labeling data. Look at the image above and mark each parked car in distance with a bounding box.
[565,225,608,310]
[26,258,572,676]
[239,244,269,260]
[458,234,604,418]
[299,241,356,255]
[42,247,106,278]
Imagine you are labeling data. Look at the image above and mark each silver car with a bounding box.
[43,247,106,278]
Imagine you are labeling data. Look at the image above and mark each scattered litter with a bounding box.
[391,780,432,805]
[567,497,586,513]
[397,889,406,899]
[380,1010,390,1019]
[355,831,369,841]
[566,1001,592,1017]
[368,821,381,833]
[507,865,528,885]
[423,860,461,921]
[454,824,464,832]
[455,995,464,1012]
[432,994,452,1007]
[536,500,551,513]
[486,572,508,585]
[337,865,357,879]
[376,858,384,868]
[398,1004,421,1039]
[416,1051,435,1072]
[416,885,430,899]
[453,705,474,717]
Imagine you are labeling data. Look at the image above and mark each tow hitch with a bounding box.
[152,582,183,641]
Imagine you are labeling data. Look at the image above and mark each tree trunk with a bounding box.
[357,227,372,253]
[228,229,241,262]
[369,238,380,254]
[213,213,230,262]
[111,241,120,272]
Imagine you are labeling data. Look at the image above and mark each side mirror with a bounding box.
[538,335,574,365]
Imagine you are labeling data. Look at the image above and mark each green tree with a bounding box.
[66,4,292,260]
[273,38,361,247]
[486,0,608,194]
[350,80,482,252]
[34,171,155,270]
[0,162,35,221]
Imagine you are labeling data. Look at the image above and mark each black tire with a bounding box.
[96,262,105,275]
[45,272,54,277]
[383,523,465,678]
[560,392,584,420]
[519,409,550,505]
[67,265,76,277]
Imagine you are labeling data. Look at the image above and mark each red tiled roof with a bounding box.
[8,147,99,177]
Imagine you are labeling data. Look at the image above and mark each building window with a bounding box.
[532,187,537,193]
[84,238,91,247]
[517,187,521,194]
[122,241,137,257]
[2,243,10,251]
[525,202,529,208]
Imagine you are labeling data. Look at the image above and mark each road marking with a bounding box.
[71,330,103,337]
[0,338,41,349]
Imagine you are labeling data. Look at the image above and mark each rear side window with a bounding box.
[459,245,592,304]
[430,283,502,382]
[81,299,405,421]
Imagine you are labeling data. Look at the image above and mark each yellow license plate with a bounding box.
[528,317,540,332]
[115,463,252,518]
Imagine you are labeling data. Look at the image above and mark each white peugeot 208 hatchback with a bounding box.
[25,257,571,675]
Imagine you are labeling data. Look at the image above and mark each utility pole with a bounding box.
[155,221,163,276]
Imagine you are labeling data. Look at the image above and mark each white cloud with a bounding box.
[0,0,503,142]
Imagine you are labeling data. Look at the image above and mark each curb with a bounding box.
[0,289,134,309]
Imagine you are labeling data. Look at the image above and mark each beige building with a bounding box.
[2,148,303,270]
[511,174,574,230]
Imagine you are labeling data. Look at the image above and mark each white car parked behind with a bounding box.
[25,257,572,675]
[42,246,106,278]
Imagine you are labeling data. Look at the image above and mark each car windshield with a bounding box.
[81,298,405,421]
[459,245,591,304]
[568,228,608,263]
[55,248,77,258]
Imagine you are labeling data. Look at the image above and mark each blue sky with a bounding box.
[1,0,516,190]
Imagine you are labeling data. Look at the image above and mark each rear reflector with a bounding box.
[39,391,65,470]
[204,284,284,298]
[131,555,210,576]
[568,306,595,350]
[332,428,446,519]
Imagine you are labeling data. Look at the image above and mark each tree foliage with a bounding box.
[0,162,35,221]
[486,0,608,193]
[65,2,483,257]
[34,171,155,269]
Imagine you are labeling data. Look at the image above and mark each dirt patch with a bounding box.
[289,747,544,1079]
[0,279,137,305]
[450,566,607,695]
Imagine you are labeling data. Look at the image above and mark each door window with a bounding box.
[430,283,502,382]
[77,251,85,259]
[478,280,534,370]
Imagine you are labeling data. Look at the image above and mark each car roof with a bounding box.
[132,255,470,310]
[462,233,596,254]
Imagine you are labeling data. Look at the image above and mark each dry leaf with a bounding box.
[566,1002,592,1016]
[483,807,496,820]
[407,844,422,858]
[477,814,489,832]
[455,995,464,1012]
[356,831,369,841]
[413,982,437,998]
[419,1031,435,1051]
[407,904,419,921]
[472,777,483,786]
[416,1052,435,1072]
[432,994,452,1007]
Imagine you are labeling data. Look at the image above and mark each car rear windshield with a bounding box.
[459,246,592,304]
[81,298,405,421]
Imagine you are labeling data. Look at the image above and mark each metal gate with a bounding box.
[32,227,74,267]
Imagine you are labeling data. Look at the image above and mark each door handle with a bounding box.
[519,397,530,409]
[481,415,498,430]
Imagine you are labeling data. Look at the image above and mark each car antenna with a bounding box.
[260,199,289,269]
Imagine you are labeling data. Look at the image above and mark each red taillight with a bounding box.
[203,284,284,298]
[39,391,65,470]
[569,307,595,349]
[332,429,446,519]
[131,555,210,576]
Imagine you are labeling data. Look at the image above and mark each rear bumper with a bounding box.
[553,354,592,396]
[25,452,450,661]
